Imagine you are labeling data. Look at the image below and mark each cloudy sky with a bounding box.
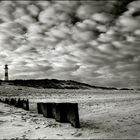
[0,0,140,88]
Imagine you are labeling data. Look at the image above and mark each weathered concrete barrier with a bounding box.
[22,99,29,111]
[37,102,80,128]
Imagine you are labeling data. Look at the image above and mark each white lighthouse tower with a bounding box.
[4,64,9,81]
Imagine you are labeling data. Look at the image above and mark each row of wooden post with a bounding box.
[37,102,80,128]
[0,98,80,128]
[0,98,29,111]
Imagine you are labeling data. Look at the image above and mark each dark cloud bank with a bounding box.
[0,0,140,88]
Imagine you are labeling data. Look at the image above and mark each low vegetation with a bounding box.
[1,79,118,90]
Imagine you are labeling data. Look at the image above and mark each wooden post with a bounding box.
[37,102,43,114]
[52,103,56,119]
[67,103,80,128]
[42,103,54,118]
[22,99,26,109]
[22,99,29,111]
[26,99,29,111]
[36,102,80,128]
[5,98,9,104]
[1,98,4,103]
[15,98,22,107]
[55,103,68,122]
[10,98,16,106]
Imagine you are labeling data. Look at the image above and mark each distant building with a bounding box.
[4,64,9,81]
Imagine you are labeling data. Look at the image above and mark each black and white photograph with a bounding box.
[0,0,140,139]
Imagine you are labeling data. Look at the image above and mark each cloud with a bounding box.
[0,0,139,88]
[92,13,113,24]
[27,4,40,17]
[118,16,140,31]
[0,21,27,35]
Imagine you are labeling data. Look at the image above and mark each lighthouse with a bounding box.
[4,64,9,81]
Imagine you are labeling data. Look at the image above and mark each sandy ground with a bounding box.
[0,85,140,139]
